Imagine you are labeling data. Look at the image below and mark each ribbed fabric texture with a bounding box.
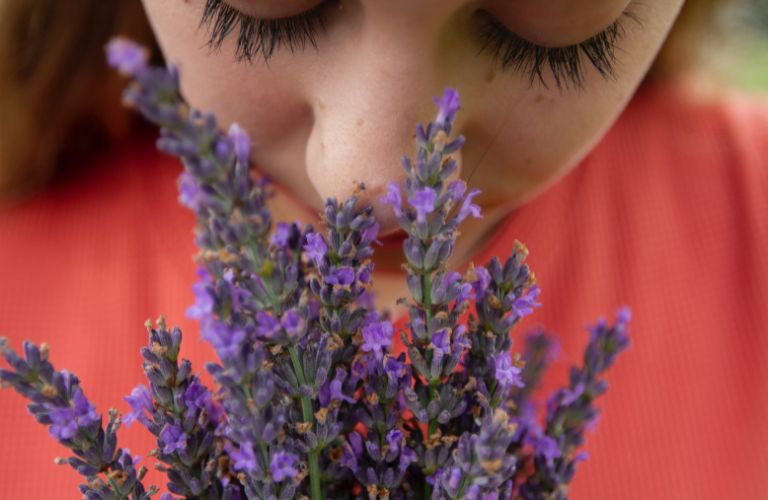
[0,83,766,499]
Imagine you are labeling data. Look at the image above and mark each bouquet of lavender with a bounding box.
[0,38,631,500]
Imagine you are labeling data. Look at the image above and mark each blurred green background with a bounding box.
[721,0,768,91]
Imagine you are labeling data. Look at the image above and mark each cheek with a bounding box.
[142,0,310,156]
[472,86,627,200]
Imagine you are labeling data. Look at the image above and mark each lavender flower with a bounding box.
[0,42,636,500]
[433,87,461,134]
[304,232,328,263]
[270,451,300,482]
[361,317,394,360]
[381,181,404,218]
[106,37,149,75]
[0,339,154,498]
[409,186,438,223]
[123,384,153,427]
[518,307,631,499]
[494,352,524,391]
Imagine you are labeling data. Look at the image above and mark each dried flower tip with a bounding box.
[327,334,344,351]
[433,311,449,322]
[328,446,344,463]
[107,470,129,487]
[464,262,478,283]
[53,457,68,465]
[366,392,379,405]
[149,447,160,458]
[147,486,159,495]
[487,294,503,310]
[296,422,312,434]
[441,435,459,446]
[143,318,152,329]
[353,181,366,195]
[480,458,503,474]
[464,376,477,392]
[217,248,240,264]
[39,342,49,360]
[150,342,167,356]
[40,384,57,398]
[513,239,530,259]
[315,407,329,425]
[269,345,284,355]
[155,315,166,329]
[492,408,509,425]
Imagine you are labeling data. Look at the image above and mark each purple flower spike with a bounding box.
[105,37,148,76]
[123,384,153,427]
[270,222,293,248]
[227,441,258,473]
[472,266,492,298]
[255,311,282,340]
[304,232,328,264]
[380,182,403,218]
[201,317,246,359]
[386,428,403,454]
[178,172,204,211]
[431,328,451,356]
[434,87,461,132]
[228,123,251,166]
[457,188,483,223]
[270,451,299,482]
[159,423,187,455]
[399,446,418,472]
[49,388,100,440]
[324,368,356,404]
[281,308,306,340]
[186,270,214,320]
[326,266,356,286]
[511,284,542,319]
[408,187,437,223]
[446,179,467,202]
[361,318,393,360]
[494,352,524,390]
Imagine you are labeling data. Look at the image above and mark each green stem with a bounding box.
[289,346,323,500]
[421,269,435,500]
[421,271,433,327]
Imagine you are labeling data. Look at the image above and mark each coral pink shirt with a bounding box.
[1,82,766,499]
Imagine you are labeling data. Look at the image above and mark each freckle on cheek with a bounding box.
[485,70,496,83]
[356,119,364,127]
[534,94,545,103]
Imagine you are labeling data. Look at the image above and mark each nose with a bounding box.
[302,6,466,236]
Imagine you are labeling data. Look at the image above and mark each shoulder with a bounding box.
[616,81,768,178]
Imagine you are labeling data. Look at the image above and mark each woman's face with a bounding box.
[142,0,684,238]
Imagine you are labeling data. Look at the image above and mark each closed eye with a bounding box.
[198,0,335,64]
[472,6,644,91]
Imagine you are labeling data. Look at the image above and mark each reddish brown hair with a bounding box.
[0,0,733,202]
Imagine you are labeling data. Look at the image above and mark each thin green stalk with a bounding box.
[289,346,324,500]
[421,268,435,499]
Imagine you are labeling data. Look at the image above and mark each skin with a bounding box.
[142,0,685,314]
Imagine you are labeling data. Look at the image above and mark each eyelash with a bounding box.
[199,0,333,63]
[473,8,643,91]
[199,0,643,91]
